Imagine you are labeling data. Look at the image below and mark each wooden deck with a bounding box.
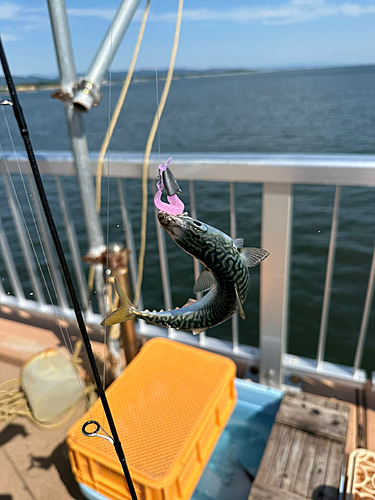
[248,392,350,500]
[0,310,374,499]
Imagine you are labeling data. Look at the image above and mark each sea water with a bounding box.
[0,66,374,372]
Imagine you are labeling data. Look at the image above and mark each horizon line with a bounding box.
[2,62,375,80]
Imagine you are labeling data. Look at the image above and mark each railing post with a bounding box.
[259,183,293,388]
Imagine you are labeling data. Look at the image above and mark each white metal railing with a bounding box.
[0,151,374,389]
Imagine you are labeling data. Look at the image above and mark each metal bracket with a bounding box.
[82,420,114,445]
[50,90,73,102]
[72,79,102,110]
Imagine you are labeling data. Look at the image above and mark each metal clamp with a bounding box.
[72,79,102,110]
[82,420,114,445]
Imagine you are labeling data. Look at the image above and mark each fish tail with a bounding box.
[100,279,135,326]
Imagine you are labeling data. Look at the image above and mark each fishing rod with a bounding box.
[0,37,139,500]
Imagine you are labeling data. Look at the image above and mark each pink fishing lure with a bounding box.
[154,157,185,215]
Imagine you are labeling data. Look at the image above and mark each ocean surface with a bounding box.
[0,66,374,373]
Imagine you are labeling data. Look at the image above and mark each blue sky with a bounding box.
[1,0,375,76]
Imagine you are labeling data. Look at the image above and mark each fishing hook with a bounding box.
[82,420,114,445]
[154,157,185,215]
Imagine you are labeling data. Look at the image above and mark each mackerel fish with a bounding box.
[101,212,269,334]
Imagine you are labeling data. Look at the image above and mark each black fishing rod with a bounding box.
[0,37,139,500]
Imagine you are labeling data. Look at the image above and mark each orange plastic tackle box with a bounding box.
[67,338,237,500]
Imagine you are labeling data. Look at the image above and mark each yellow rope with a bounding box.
[134,0,184,307]
[0,342,94,429]
[87,1,150,308]
[0,378,93,429]
[95,0,151,212]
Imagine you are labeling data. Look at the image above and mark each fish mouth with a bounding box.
[158,212,189,240]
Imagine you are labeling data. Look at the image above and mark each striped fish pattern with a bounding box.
[101,212,269,334]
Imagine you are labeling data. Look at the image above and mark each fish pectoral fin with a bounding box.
[182,298,197,307]
[239,247,270,268]
[192,328,206,335]
[193,269,216,294]
[233,237,244,248]
[235,284,246,320]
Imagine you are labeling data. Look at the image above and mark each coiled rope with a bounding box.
[0,342,95,429]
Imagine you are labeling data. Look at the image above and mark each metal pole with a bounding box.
[46,0,105,313]
[259,183,293,388]
[189,180,205,345]
[354,245,375,373]
[229,181,239,352]
[317,185,341,368]
[72,0,142,111]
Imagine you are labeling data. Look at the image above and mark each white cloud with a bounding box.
[67,8,116,21]
[1,33,19,41]
[0,1,21,19]
[0,1,47,31]
[68,0,375,26]
[3,0,375,29]
[175,1,375,25]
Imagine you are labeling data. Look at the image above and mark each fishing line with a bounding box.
[134,0,184,308]
[154,66,161,163]
[103,14,116,494]
[89,0,150,330]
[152,0,162,163]
[0,104,95,421]
[95,0,151,213]
[0,37,139,500]
[103,0,115,410]
[0,128,96,434]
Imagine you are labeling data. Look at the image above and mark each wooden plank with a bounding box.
[321,440,345,500]
[301,393,316,402]
[356,388,367,448]
[345,403,357,456]
[367,407,375,452]
[307,437,331,497]
[276,395,349,441]
[293,432,317,497]
[248,483,307,500]
[255,422,283,484]
[336,401,350,413]
[281,429,306,491]
[324,400,339,410]
[250,392,349,500]
[268,426,294,487]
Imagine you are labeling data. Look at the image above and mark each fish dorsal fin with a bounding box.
[233,238,244,248]
[192,328,206,335]
[235,284,246,320]
[182,298,197,308]
[239,247,270,268]
[193,269,216,294]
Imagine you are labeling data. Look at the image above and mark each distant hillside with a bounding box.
[0,68,253,88]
